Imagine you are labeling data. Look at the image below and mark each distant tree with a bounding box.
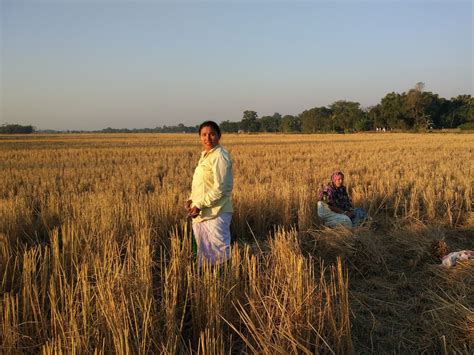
[329,101,365,131]
[422,92,445,128]
[439,95,472,128]
[220,120,240,133]
[379,92,411,129]
[300,106,333,132]
[354,108,374,131]
[0,124,35,134]
[260,112,282,132]
[280,115,301,132]
[406,84,435,129]
[259,116,273,132]
[469,97,474,123]
[240,110,260,132]
[367,105,384,129]
[414,81,425,92]
[176,123,198,133]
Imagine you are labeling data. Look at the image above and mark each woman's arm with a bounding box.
[327,204,345,214]
[193,152,232,209]
[327,204,354,217]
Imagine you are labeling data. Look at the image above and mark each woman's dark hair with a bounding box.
[199,121,221,138]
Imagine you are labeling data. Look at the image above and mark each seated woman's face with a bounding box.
[334,175,344,188]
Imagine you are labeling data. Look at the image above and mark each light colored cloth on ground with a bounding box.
[317,201,353,228]
[441,250,474,267]
[192,212,232,266]
[190,144,233,223]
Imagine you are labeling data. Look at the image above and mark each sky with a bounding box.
[1,0,472,131]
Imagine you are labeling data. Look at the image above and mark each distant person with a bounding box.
[317,171,368,228]
[185,121,233,265]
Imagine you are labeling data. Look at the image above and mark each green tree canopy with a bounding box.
[0,124,35,134]
[220,120,240,133]
[329,101,365,131]
[260,113,282,132]
[379,92,411,129]
[240,110,260,132]
[300,107,333,133]
[217,84,471,133]
[280,115,301,132]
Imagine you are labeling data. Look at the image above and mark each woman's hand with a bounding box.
[188,206,200,218]
[344,210,355,218]
[185,200,200,218]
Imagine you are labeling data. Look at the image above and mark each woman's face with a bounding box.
[333,175,344,188]
[200,126,220,151]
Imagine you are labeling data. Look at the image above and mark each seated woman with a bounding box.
[317,171,368,228]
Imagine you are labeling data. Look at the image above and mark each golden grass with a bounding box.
[0,133,473,353]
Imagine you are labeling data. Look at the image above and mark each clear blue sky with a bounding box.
[1,0,472,130]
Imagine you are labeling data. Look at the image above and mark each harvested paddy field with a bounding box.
[1,133,473,353]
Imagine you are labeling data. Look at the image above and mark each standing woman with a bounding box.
[186,121,233,265]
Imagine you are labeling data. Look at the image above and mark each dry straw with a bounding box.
[1,133,472,353]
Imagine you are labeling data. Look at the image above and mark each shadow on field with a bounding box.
[298,214,474,354]
[232,192,473,353]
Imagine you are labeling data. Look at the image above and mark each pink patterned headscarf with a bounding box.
[331,170,344,184]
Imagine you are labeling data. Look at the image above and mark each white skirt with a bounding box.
[192,213,232,266]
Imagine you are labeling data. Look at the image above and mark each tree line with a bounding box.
[99,123,198,134]
[2,83,472,134]
[220,83,473,133]
[0,124,35,134]
[0,124,199,134]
